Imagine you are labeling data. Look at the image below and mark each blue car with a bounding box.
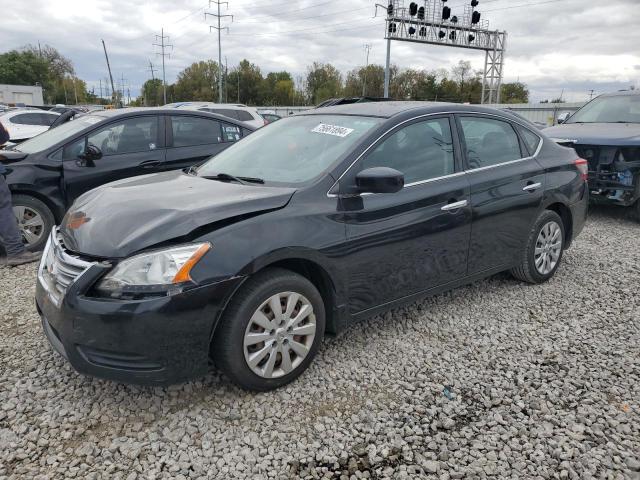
[544,90,640,219]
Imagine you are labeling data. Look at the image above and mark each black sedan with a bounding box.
[35,102,588,391]
[1,108,253,251]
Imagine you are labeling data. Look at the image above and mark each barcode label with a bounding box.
[311,123,354,138]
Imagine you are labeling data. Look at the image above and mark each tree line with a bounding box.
[0,44,529,107]
[139,59,529,106]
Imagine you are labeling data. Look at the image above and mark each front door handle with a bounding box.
[523,182,542,192]
[140,160,161,169]
[441,199,468,211]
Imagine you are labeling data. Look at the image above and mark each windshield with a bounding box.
[567,94,640,124]
[197,115,383,185]
[12,115,104,153]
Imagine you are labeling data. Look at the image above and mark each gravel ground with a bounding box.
[1,207,639,480]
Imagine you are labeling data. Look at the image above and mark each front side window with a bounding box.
[12,115,104,154]
[171,116,221,147]
[197,115,383,186]
[361,118,455,184]
[89,117,158,156]
[459,116,523,169]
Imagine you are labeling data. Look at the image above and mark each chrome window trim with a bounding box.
[326,110,544,198]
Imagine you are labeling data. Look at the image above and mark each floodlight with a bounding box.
[468,34,475,42]
[409,2,418,16]
[419,26,427,36]
[388,22,397,33]
[438,30,446,38]
[417,6,425,19]
[472,11,481,24]
[449,31,456,40]
[451,15,458,23]
[471,0,479,6]
[442,6,451,19]
[409,26,416,35]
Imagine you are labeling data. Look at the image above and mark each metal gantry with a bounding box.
[379,0,507,104]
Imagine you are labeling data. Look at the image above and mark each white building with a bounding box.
[0,84,44,106]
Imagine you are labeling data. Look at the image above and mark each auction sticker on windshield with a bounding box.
[312,123,354,138]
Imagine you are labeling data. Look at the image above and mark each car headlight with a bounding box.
[96,243,211,299]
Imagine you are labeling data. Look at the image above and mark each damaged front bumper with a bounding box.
[574,145,640,206]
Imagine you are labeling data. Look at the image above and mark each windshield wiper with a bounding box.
[201,172,265,185]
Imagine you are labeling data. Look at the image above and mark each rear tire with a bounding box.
[12,194,54,252]
[511,210,565,284]
[211,268,325,391]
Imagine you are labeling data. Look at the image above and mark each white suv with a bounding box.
[166,103,265,129]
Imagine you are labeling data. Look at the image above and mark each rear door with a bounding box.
[343,115,471,314]
[62,115,164,204]
[456,114,545,275]
[162,114,242,171]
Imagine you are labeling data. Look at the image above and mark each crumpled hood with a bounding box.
[60,170,296,258]
[543,123,640,146]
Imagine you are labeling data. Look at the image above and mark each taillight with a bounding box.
[575,158,588,181]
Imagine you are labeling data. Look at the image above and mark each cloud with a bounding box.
[1,0,638,103]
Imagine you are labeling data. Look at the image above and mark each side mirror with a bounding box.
[77,144,102,167]
[557,112,571,124]
[355,167,404,194]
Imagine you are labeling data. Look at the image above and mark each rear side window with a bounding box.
[516,125,541,156]
[234,110,254,121]
[202,108,240,121]
[459,116,523,169]
[221,123,242,142]
[171,116,221,147]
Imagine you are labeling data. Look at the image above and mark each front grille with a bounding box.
[39,229,93,306]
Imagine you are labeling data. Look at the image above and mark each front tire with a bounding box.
[211,268,325,391]
[12,194,54,252]
[511,210,565,284]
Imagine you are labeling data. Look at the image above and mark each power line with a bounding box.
[205,1,233,103]
[153,28,173,104]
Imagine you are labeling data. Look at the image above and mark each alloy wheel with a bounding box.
[243,291,316,379]
[534,221,562,275]
[13,205,45,246]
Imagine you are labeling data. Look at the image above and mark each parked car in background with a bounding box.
[0,109,60,143]
[167,102,266,129]
[260,113,282,124]
[35,102,588,391]
[544,90,640,219]
[501,108,548,130]
[315,96,392,108]
[0,108,254,250]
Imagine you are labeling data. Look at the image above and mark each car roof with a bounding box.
[599,90,640,97]
[300,101,519,119]
[83,107,256,130]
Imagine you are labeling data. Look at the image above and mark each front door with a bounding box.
[62,115,163,205]
[456,114,545,274]
[341,116,471,314]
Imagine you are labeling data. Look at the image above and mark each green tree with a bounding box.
[235,60,264,105]
[306,62,343,104]
[173,60,220,102]
[141,78,164,106]
[344,65,385,97]
[501,82,529,104]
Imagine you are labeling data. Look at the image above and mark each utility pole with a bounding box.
[153,28,172,105]
[362,44,372,96]
[224,56,229,103]
[374,4,391,98]
[148,60,157,81]
[588,89,595,100]
[120,73,128,106]
[101,40,117,106]
[205,1,233,103]
[72,77,78,104]
[99,79,103,101]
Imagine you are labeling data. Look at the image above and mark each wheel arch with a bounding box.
[544,202,573,248]
[10,188,65,223]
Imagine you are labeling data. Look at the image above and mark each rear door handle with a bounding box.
[441,200,468,211]
[140,160,161,169]
[523,182,542,192]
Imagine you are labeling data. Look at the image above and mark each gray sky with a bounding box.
[1,0,639,103]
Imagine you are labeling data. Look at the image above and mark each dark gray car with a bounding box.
[544,90,640,219]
